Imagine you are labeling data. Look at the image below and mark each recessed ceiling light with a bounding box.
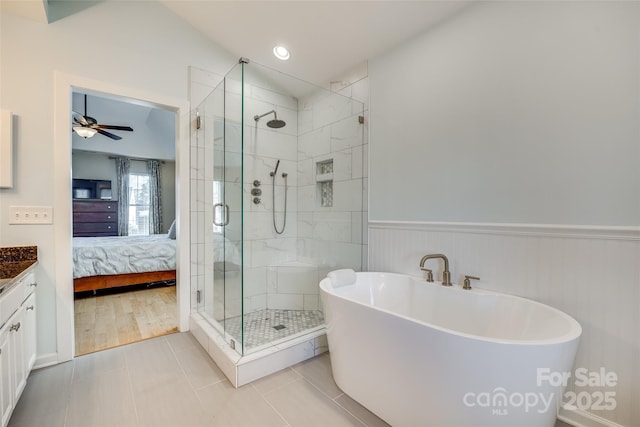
[273,45,290,61]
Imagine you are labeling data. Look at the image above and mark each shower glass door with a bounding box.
[196,62,244,355]
[219,63,244,353]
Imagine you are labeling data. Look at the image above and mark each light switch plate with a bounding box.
[9,206,53,224]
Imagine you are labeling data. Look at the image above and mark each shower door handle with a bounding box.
[213,203,230,226]
[222,204,230,225]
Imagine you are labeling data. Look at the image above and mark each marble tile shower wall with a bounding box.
[235,69,368,316]
[189,64,369,320]
[239,78,301,315]
[296,64,369,281]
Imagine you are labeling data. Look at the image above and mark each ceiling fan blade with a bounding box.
[96,125,133,131]
[72,111,88,126]
[96,129,122,140]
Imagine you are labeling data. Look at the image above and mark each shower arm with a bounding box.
[254,110,278,122]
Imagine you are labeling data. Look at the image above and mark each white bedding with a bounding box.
[73,234,176,279]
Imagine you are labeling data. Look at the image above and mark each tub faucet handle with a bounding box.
[420,268,434,282]
[463,275,480,290]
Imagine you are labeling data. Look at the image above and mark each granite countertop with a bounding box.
[0,246,38,293]
[0,260,37,280]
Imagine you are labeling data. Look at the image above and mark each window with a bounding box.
[128,173,150,235]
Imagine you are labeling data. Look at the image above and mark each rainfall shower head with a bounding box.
[254,110,286,129]
[267,118,286,128]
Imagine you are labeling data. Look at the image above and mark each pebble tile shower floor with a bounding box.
[223,309,325,350]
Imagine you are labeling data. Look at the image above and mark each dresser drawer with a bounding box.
[73,212,117,223]
[72,200,119,237]
[72,201,118,212]
[73,222,117,234]
[74,231,118,237]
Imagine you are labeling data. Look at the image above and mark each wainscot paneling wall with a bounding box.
[368,2,639,426]
[369,222,640,427]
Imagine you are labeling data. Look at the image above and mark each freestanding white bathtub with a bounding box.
[319,272,582,427]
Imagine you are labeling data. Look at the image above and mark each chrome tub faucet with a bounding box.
[419,254,452,286]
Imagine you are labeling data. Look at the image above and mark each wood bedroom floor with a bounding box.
[74,284,178,356]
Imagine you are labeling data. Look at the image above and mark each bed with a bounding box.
[72,234,176,293]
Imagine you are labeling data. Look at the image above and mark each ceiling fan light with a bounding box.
[73,126,98,138]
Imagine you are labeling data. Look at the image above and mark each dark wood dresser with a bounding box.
[72,200,118,237]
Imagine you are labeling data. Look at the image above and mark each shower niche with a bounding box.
[316,159,334,208]
[190,59,366,386]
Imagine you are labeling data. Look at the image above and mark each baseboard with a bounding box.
[33,353,59,370]
[558,407,626,427]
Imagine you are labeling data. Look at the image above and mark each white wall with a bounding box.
[0,1,235,359]
[369,1,639,226]
[368,2,639,426]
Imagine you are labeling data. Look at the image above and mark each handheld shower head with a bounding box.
[270,160,280,177]
[254,110,286,128]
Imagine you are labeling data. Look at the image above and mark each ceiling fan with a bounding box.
[72,94,133,140]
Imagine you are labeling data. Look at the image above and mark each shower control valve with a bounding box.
[251,188,262,196]
[253,197,261,205]
[253,180,261,187]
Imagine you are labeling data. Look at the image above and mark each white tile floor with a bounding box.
[8,332,390,427]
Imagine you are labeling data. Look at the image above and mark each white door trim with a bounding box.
[53,71,191,362]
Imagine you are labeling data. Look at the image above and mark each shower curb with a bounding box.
[190,314,327,387]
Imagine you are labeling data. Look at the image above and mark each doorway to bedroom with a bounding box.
[70,90,178,356]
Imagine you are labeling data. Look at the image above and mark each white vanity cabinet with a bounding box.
[0,269,37,427]
[0,321,12,427]
[22,293,36,373]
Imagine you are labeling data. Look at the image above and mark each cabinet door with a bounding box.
[9,309,26,408]
[0,321,13,427]
[23,293,36,373]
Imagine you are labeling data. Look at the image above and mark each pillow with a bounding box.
[168,219,176,239]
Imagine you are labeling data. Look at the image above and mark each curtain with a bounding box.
[114,157,130,236]
[147,159,162,234]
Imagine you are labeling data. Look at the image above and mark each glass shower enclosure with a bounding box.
[191,59,365,376]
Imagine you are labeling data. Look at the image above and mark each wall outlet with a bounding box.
[9,206,53,224]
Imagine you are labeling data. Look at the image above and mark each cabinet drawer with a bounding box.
[0,278,25,327]
[73,222,117,233]
[21,272,36,301]
[73,212,117,223]
[72,201,118,212]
